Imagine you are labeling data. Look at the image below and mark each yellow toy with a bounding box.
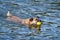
[31,20,42,30]
[36,21,42,30]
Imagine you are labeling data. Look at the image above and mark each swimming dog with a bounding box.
[7,11,42,30]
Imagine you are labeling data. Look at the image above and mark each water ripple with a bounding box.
[0,0,60,40]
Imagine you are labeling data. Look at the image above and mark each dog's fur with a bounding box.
[7,11,37,28]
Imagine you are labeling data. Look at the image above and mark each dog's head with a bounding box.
[29,17,37,25]
[28,17,42,30]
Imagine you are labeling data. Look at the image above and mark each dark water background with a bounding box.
[0,0,60,40]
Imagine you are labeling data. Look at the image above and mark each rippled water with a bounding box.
[0,0,60,40]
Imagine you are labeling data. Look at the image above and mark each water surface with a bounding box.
[0,0,60,40]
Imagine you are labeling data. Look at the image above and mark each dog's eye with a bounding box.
[29,18,33,21]
[36,18,38,20]
[35,18,38,21]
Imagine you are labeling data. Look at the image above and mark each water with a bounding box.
[0,0,60,40]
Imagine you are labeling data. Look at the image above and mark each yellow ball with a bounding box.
[37,22,41,25]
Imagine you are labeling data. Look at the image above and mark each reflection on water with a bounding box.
[0,0,60,40]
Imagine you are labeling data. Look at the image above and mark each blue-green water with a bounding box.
[0,0,60,40]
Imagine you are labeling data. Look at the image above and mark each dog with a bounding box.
[7,11,42,30]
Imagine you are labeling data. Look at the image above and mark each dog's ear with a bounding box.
[29,18,33,21]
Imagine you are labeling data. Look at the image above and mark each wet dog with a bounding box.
[7,11,38,29]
